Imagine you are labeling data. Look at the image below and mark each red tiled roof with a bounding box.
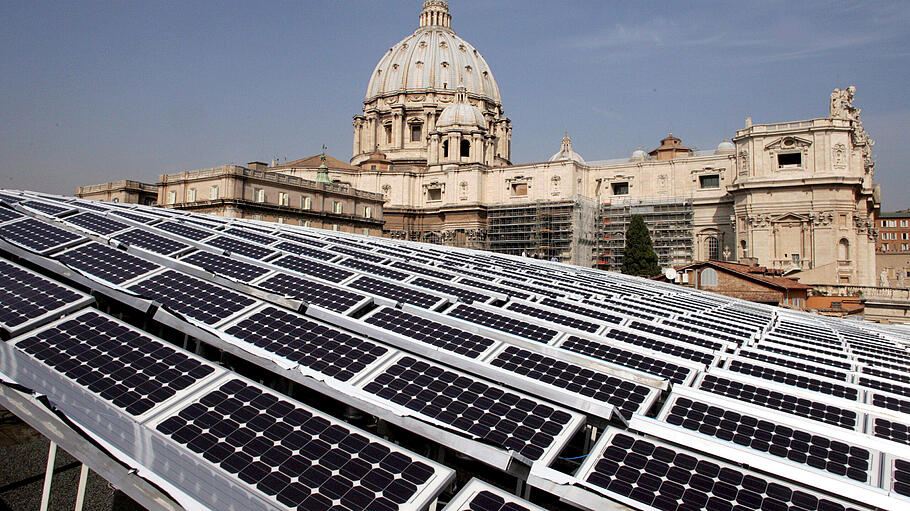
[273,154,360,171]
[671,260,812,290]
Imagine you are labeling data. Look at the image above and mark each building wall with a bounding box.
[678,267,808,308]
[76,180,158,206]
[876,213,910,253]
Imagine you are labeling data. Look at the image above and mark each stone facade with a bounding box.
[76,180,159,206]
[273,0,883,284]
[156,163,385,235]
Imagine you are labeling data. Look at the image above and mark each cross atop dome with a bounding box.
[419,0,451,29]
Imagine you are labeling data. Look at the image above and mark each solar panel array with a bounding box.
[2,189,910,511]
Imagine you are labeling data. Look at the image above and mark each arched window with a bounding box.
[442,140,449,158]
[707,236,719,260]
[838,238,850,260]
[740,240,747,258]
[461,139,471,157]
[700,268,718,287]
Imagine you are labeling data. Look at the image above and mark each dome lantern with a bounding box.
[419,0,451,29]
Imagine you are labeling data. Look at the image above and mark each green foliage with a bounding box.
[621,214,661,277]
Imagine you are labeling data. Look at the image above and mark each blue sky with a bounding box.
[2,0,909,208]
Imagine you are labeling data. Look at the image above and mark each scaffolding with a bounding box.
[487,198,596,265]
[595,198,694,272]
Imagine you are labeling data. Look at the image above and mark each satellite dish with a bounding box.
[664,268,678,281]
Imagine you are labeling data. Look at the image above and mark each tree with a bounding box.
[621,214,661,277]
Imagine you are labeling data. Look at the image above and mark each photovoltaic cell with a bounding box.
[224,227,275,245]
[389,262,455,281]
[0,208,24,223]
[56,242,161,285]
[274,241,338,261]
[736,350,848,381]
[156,378,443,510]
[491,345,651,419]
[155,221,215,241]
[64,212,130,235]
[664,396,872,482]
[257,272,367,313]
[505,302,599,333]
[270,254,354,283]
[109,210,158,224]
[364,306,495,358]
[363,356,574,462]
[582,430,866,511]
[347,276,443,309]
[409,277,491,304]
[224,306,388,382]
[0,218,84,254]
[113,228,191,256]
[15,310,215,416]
[205,235,277,260]
[329,246,386,263]
[447,304,559,343]
[277,232,328,247]
[0,258,89,334]
[629,321,725,351]
[697,374,858,430]
[339,258,408,280]
[457,279,531,300]
[539,298,624,326]
[18,200,73,217]
[560,335,692,384]
[603,328,715,365]
[180,251,271,283]
[128,269,257,325]
[726,360,858,400]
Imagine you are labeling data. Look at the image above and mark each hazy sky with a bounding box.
[2,1,909,208]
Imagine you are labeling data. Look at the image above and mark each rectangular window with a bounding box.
[902,220,909,227]
[332,224,339,231]
[427,188,442,201]
[302,196,312,210]
[839,214,847,228]
[385,125,392,144]
[699,174,720,189]
[167,191,176,204]
[210,185,219,200]
[362,228,370,235]
[903,243,909,251]
[883,244,890,251]
[411,124,422,142]
[363,206,372,219]
[777,152,802,168]
[277,217,285,224]
[882,220,888,227]
[888,220,897,227]
[187,188,196,202]
[254,189,265,203]
[278,192,289,206]
[333,201,343,214]
[903,233,908,240]
[251,214,262,221]
[612,182,629,195]
[511,183,528,197]
[303,220,310,228]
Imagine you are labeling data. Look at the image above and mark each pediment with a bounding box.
[764,136,812,151]
[771,212,808,223]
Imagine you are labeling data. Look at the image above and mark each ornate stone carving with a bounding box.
[833,143,846,169]
[459,180,468,200]
[381,184,392,200]
[551,175,561,196]
[738,150,749,175]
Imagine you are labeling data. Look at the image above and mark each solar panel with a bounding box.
[270,254,354,283]
[629,320,727,351]
[109,209,159,224]
[447,304,560,343]
[659,393,874,483]
[576,428,871,511]
[18,199,75,217]
[0,191,25,203]
[725,359,859,400]
[55,242,161,285]
[389,261,455,281]
[205,235,278,260]
[505,302,601,333]
[127,269,259,325]
[0,258,93,336]
[361,354,581,464]
[735,349,849,381]
[277,231,328,247]
[329,245,386,263]
[442,479,546,511]
[274,240,338,261]
[363,306,497,359]
[179,251,271,283]
[457,278,532,300]
[339,258,409,280]
[559,335,694,384]
[409,277,492,304]
[155,220,215,241]
[223,227,275,245]
[0,217,85,255]
[153,378,452,511]
[602,327,716,365]
[223,305,390,382]
[113,228,192,256]
[63,211,130,236]
[256,272,369,314]
[12,309,218,416]
[490,345,653,419]
[347,275,446,309]
[696,373,859,430]
[0,207,24,224]
[539,297,624,325]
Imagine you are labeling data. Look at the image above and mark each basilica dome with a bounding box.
[365,1,502,106]
[549,133,585,163]
[437,89,487,129]
[715,139,736,154]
